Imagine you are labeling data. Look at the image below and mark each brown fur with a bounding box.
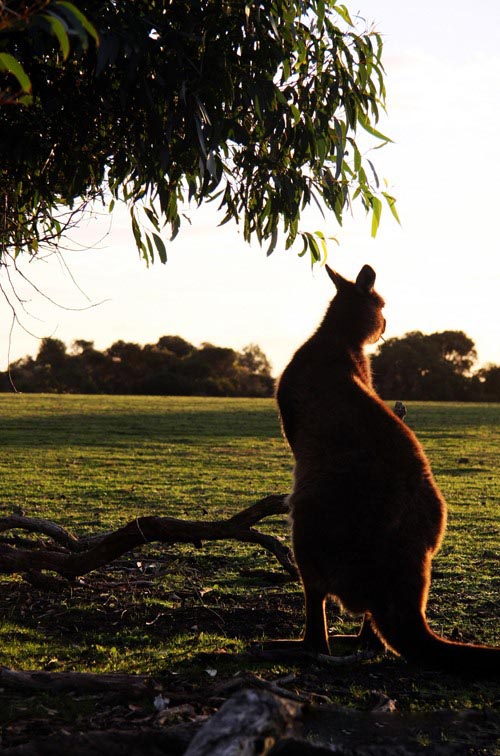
[276,264,499,674]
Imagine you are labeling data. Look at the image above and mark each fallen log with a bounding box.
[184,688,301,756]
[0,494,297,584]
[0,724,200,756]
[0,668,162,698]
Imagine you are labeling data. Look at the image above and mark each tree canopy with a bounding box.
[0,336,275,396]
[0,0,396,267]
[372,330,500,402]
[5,330,499,400]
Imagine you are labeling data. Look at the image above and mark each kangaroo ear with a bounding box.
[325,265,346,290]
[355,264,376,293]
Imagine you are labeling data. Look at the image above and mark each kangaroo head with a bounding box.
[324,264,386,345]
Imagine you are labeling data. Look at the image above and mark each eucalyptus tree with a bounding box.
[0,1,396,266]
[372,331,479,401]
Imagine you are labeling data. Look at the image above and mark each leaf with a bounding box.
[206,151,217,179]
[145,233,154,262]
[269,14,280,40]
[144,206,160,231]
[152,233,167,263]
[282,57,291,80]
[382,192,401,225]
[314,231,328,263]
[333,3,354,27]
[290,103,301,125]
[367,159,379,189]
[254,94,262,122]
[298,233,308,257]
[154,694,170,712]
[352,142,361,173]
[357,111,393,144]
[334,119,344,178]
[54,1,99,45]
[308,234,321,263]
[316,0,325,31]
[266,225,278,256]
[0,53,32,93]
[131,212,142,249]
[370,196,382,238]
[43,12,70,60]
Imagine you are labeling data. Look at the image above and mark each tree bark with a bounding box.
[0,494,297,584]
[0,668,161,698]
[184,688,301,756]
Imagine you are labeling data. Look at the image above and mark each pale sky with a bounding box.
[1,0,499,376]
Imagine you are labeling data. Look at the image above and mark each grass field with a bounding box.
[0,395,499,743]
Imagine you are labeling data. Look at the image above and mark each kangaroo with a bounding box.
[275,263,499,674]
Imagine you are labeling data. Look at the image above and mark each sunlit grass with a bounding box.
[0,395,498,713]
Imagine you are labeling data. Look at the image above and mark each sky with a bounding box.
[1,0,500,376]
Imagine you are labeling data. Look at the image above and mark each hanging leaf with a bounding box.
[43,13,71,60]
[266,226,278,257]
[370,196,383,238]
[333,3,354,27]
[0,53,32,93]
[54,1,99,45]
[145,233,154,262]
[152,232,167,263]
[367,159,380,189]
[382,192,401,224]
[357,111,393,143]
[144,206,160,231]
[334,119,345,178]
[314,230,328,263]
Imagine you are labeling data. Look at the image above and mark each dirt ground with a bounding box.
[1,662,499,754]
[1,573,499,754]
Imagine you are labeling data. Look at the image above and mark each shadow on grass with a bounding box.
[432,466,490,476]
[1,411,282,448]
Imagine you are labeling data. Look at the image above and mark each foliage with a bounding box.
[0,1,97,105]
[372,330,500,401]
[0,0,396,266]
[475,363,500,402]
[0,0,98,260]
[0,336,275,396]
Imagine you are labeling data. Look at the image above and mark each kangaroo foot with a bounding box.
[357,617,387,653]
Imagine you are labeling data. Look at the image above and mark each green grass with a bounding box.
[0,395,498,715]
[0,395,292,672]
[0,395,291,527]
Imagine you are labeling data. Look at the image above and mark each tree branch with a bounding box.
[0,514,79,550]
[0,494,297,584]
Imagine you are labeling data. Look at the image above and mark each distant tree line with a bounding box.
[0,336,274,397]
[1,329,498,400]
[372,330,500,402]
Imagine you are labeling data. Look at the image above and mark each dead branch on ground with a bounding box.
[0,494,297,586]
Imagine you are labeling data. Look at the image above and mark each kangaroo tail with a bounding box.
[371,605,500,677]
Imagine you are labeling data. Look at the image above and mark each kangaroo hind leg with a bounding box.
[302,584,330,655]
[252,583,329,656]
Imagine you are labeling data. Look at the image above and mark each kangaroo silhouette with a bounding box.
[275,264,499,674]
